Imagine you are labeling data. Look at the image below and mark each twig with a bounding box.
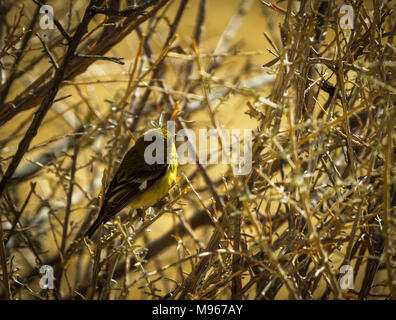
[5,182,37,245]
[382,114,396,299]
[76,54,125,65]
[89,5,148,17]
[56,140,80,293]
[35,33,59,70]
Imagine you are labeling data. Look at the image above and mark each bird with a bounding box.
[84,126,177,238]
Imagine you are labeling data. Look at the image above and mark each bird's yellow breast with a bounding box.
[128,143,177,209]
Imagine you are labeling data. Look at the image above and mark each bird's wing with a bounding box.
[104,167,167,214]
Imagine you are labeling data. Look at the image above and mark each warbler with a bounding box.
[84,127,177,238]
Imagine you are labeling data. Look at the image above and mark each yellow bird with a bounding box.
[84,127,177,238]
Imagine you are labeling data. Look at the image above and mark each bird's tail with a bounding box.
[84,205,106,239]
[84,217,102,239]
